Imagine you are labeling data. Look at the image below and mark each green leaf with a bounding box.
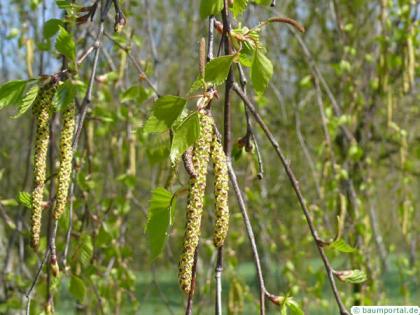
[69,275,86,301]
[0,80,28,110]
[55,26,76,62]
[121,86,150,104]
[143,96,187,133]
[17,192,32,209]
[170,112,200,163]
[328,239,356,253]
[145,134,171,164]
[232,0,248,17]
[188,78,205,95]
[200,0,224,19]
[254,0,272,5]
[299,75,312,88]
[251,49,273,95]
[43,19,64,38]
[146,187,174,260]
[71,234,93,268]
[53,80,76,111]
[204,55,235,85]
[336,269,367,284]
[287,299,305,315]
[238,42,255,67]
[13,84,39,118]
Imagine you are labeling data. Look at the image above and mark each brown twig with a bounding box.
[103,30,159,95]
[232,82,349,315]
[25,248,51,315]
[237,63,264,179]
[185,246,199,315]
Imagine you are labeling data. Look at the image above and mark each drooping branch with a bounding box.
[214,2,234,314]
[237,63,264,179]
[227,160,267,314]
[232,82,350,315]
[25,248,51,315]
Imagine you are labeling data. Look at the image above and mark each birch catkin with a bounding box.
[53,103,75,220]
[211,132,229,248]
[178,112,213,294]
[31,84,55,249]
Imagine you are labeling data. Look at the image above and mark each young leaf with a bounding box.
[69,275,86,301]
[251,49,273,95]
[254,0,272,5]
[188,78,205,95]
[0,80,28,110]
[200,0,224,19]
[335,269,367,284]
[328,239,356,253]
[238,42,255,67]
[287,299,305,315]
[121,86,150,104]
[43,18,64,38]
[170,112,200,163]
[17,192,32,209]
[143,96,187,133]
[146,187,174,260]
[53,80,76,111]
[232,0,248,17]
[204,55,235,86]
[55,26,76,62]
[13,84,39,118]
[71,234,93,268]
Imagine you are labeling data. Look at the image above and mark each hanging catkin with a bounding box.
[178,112,213,294]
[31,84,55,249]
[53,103,75,220]
[210,132,229,248]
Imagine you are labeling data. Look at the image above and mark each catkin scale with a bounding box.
[53,103,75,220]
[211,133,229,248]
[31,84,55,249]
[178,112,213,294]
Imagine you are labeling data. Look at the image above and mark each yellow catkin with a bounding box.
[228,278,244,315]
[211,132,229,248]
[178,112,213,294]
[53,103,75,220]
[31,84,55,249]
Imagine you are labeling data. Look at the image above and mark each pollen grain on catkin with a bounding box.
[53,103,76,220]
[178,111,214,294]
[31,83,55,249]
[211,132,229,248]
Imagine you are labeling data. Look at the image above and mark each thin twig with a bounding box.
[73,22,105,151]
[215,247,223,315]
[294,93,321,197]
[237,63,264,179]
[144,0,159,64]
[207,16,215,61]
[103,30,159,95]
[214,3,234,314]
[25,248,51,315]
[185,247,199,315]
[232,82,349,315]
[227,160,266,315]
[313,76,336,165]
[264,6,354,142]
[213,125,268,315]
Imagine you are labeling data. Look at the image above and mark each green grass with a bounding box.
[56,256,419,314]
